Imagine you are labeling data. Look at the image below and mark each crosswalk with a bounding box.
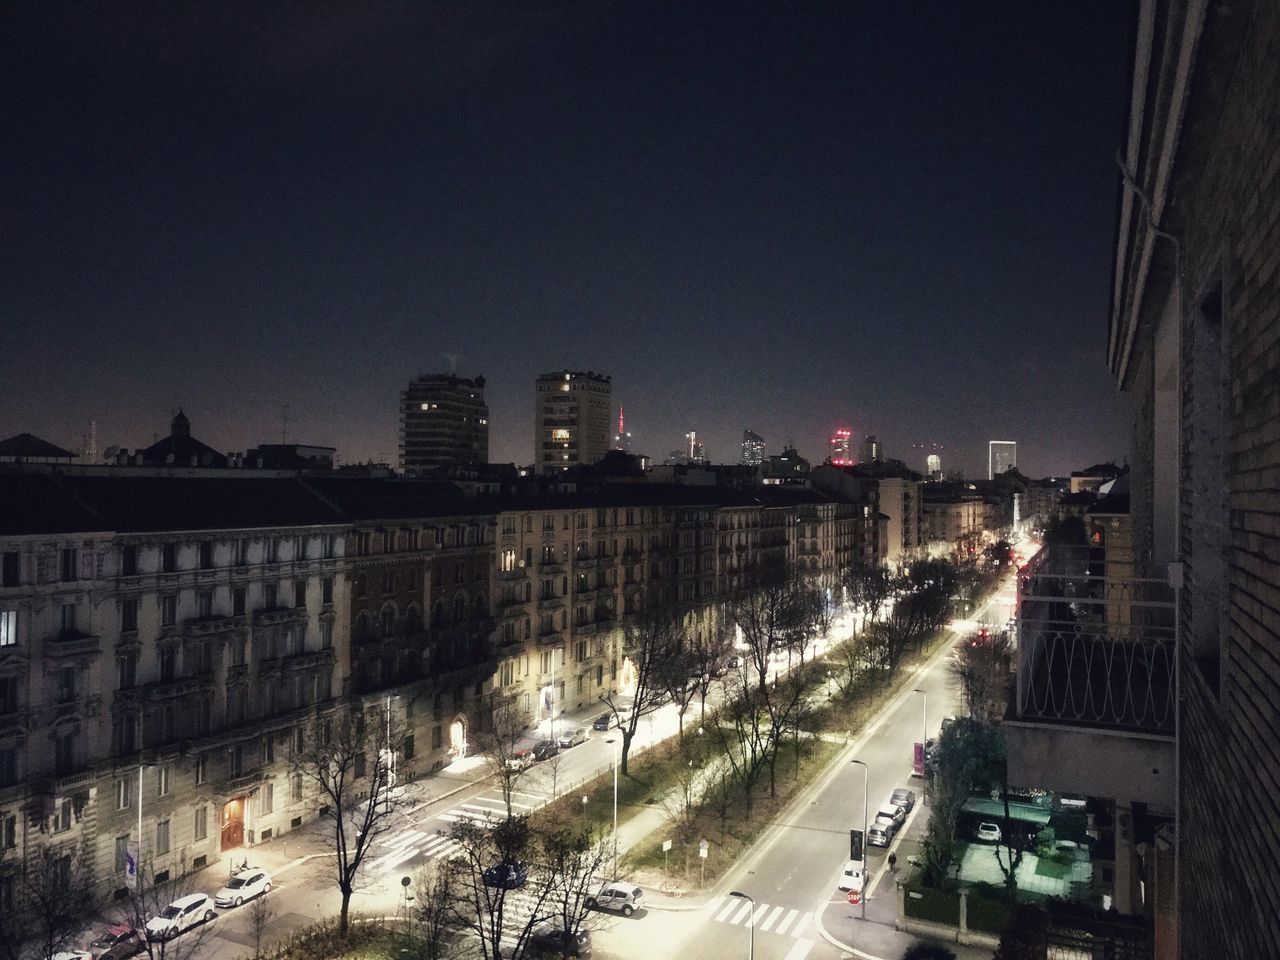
[706,895,815,960]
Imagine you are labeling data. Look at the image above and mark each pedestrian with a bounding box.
[888,852,897,872]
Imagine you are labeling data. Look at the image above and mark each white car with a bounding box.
[215,867,273,907]
[976,822,1002,843]
[838,859,865,892]
[145,892,215,941]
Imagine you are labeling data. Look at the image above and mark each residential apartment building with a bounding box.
[812,464,922,566]
[399,374,490,473]
[1010,3,1280,956]
[534,371,612,473]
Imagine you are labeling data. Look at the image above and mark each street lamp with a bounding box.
[605,738,619,877]
[728,891,754,960]
[384,693,401,783]
[912,687,927,760]
[850,759,869,919]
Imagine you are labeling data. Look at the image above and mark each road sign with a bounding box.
[662,839,673,852]
[913,741,925,776]
[849,829,863,862]
[699,840,709,859]
[847,889,861,905]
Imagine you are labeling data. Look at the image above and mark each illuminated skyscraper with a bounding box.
[829,428,853,466]
[988,440,1017,479]
[535,370,612,472]
[741,430,765,466]
[926,453,942,480]
[860,434,881,464]
[685,430,705,464]
[400,374,489,472]
[614,405,632,451]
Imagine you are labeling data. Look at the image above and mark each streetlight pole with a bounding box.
[606,737,619,877]
[728,891,754,960]
[913,687,927,757]
[851,759,868,920]
[136,762,144,892]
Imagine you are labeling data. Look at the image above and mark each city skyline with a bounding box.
[2,5,1131,479]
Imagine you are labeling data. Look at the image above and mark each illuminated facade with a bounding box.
[685,431,705,464]
[534,371,612,473]
[926,453,941,480]
[859,434,880,464]
[740,430,765,466]
[399,374,489,473]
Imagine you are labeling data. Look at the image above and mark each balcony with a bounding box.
[254,607,308,628]
[282,648,336,673]
[1005,546,1176,808]
[46,631,101,658]
[184,614,247,637]
[497,567,528,581]
[539,559,565,574]
[537,595,564,610]
[145,673,214,702]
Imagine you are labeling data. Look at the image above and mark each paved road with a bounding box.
[602,575,1017,960]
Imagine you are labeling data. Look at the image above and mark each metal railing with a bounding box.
[1015,546,1176,733]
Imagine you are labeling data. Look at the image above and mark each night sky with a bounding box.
[1,3,1133,477]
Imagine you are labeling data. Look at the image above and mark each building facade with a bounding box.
[399,375,489,474]
[535,371,612,473]
[987,440,1016,480]
[740,430,765,467]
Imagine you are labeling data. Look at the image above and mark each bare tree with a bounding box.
[951,629,1012,725]
[0,843,91,960]
[654,621,701,744]
[289,704,404,936]
[540,826,610,954]
[409,863,456,960]
[245,889,275,959]
[120,863,218,960]
[689,623,731,725]
[599,603,684,775]
[846,564,892,627]
[479,695,531,818]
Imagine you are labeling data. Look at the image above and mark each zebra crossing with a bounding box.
[706,895,816,960]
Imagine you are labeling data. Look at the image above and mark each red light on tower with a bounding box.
[829,427,853,466]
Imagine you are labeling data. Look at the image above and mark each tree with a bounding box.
[245,888,275,960]
[919,719,1004,887]
[653,622,701,745]
[480,695,531,818]
[846,564,892,627]
[991,903,1048,960]
[119,863,218,960]
[599,603,685,775]
[540,827,610,954]
[952,629,1011,725]
[409,863,456,960]
[902,943,957,960]
[0,844,91,960]
[689,623,731,725]
[289,704,404,936]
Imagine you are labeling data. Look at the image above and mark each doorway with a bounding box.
[449,718,467,759]
[221,797,246,849]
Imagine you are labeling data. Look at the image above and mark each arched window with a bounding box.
[454,592,467,623]
[380,603,397,637]
[354,611,373,642]
[473,592,487,617]
[431,600,446,628]
[405,603,422,633]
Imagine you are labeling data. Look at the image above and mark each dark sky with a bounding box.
[1,2,1133,477]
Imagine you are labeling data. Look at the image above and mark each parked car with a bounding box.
[876,800,907,828]
[532,739,560,761]
[144,893,215,941]
[586,881,644,916]
[506,748,534,772]
[975,822,1002,843]
[727,656,740,669]
[838,860,865,892]
[592,713,612,731]
[482,862,528,890]
[557,727,588,749]
[86,925,145,960]
[215,867,273,907]
[866,821,895,848]
[52,953,92,960]
[890,787,916,814]
[528,926,593,958]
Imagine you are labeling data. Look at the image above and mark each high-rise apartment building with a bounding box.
[926,453,941,480]
[399,374,489,473]
[988,440,1016,479]
[535,371,612,472]
[829,428,852,466]
[685,430,705,464]
[860,435,880,464]
[740,430,765,466]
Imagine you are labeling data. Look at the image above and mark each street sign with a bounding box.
[849,829,863,862]
[662,839,673,852]
[847,890,861,905]
[699,839,709,859]
[913,741,925,776]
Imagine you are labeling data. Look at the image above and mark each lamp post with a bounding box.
[912,687,927,758]
[851,759,869,919]
[605,737,619,877]
[136,762,144,892]
[728,891,754,960]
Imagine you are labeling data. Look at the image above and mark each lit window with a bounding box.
[560,384,570,392]
[420,402,429,410]
[552,429,570,441]
[0,610,14,647]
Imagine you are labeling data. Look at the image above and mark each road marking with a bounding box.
[745,904,768,927]
[759,905,784,931]
[728,900,753,924]
[380,846,421,873]
[713,897,738,922]
[783,938,814,960]
[775,908,799,935]
[791,912,813,938]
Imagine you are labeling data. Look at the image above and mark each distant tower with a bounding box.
[828,428,852,466]
[614,406,632,452]
[535,370,612,472]
[740,430,765,466]
[685,430,705,464]
[400,373,490,473]
[988,440,1017,480]
[860,434,881,464]
[926,453,941,481]
[82,419,98,463]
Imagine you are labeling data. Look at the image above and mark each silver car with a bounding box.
[586,881,643,916]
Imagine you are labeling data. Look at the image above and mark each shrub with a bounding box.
[902,943,957,960]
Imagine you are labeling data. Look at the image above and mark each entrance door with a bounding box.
[221,797,245,849]
[449,719,467,759]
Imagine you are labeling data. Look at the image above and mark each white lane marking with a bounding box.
[775,908,799,935]
[728,900,753,925]
[380,847,421,873]
[791,912,813,938]
[712,896,737,922]
[745,904,768,928]
[783,938,814,960]
[760,905,784,931]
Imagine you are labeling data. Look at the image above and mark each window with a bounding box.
[160,595,177,626]
[294,581,307,608]
[404,734,415,759]
[294,536,307,561]
[0,676,16,715]
[323,534,337,559]
[161,543,177,573]
[322,577,334,604]
[156,819,170,855]
[198,541,213,570]
[320,620,333,649]
[268,538,281,563]
[261,782,274,815]
[264,584,278,609]
[233,588,246,616]
[0,610,14,647]
[262,736,275,764]
[55,666,76,703]
[120,546,137,576]
[291,773,303,803]
[115,779,131,811]
[54,732,74,774]
[2,552,18,587]
[115,835,130,874]
[354,752,366,779]
[432,725,442,750]
[197,591,213,618]
[230,744,244,776]
[194,805,207,841]
[158,647,176,683]
[0,748,15,787]
[120,597,138,632]
[59,603,76,635]
[52,798,72,832]
[157,765,170,797]
[195,753,208,785]
[2,813,15,849]
[234,539,250,566]
[61,548,78,582]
